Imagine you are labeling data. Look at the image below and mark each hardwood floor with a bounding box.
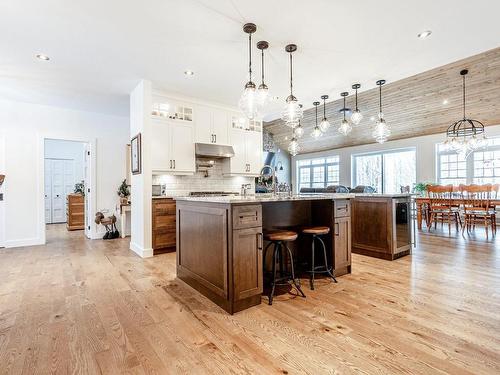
[0,224,499,374]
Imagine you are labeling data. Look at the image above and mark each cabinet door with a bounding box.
[151,119,172,172]
[229,129,248,174]
[245,131,263,175]
[170,123,195,173]
[334,216,351,270]
[212,108,229,145]
[194,105,213,144]
[233,227,263,300]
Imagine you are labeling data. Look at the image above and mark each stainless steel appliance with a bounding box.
[152,184,164,197]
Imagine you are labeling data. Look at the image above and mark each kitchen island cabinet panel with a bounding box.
[232,227,263,301]
[334,216,351,273]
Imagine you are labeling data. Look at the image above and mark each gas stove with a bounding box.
[189,191,239,197]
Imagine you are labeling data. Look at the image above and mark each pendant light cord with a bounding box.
[248,33,252,81]
[289,53,293,96]
[355,88,358,111]
[379,84,382,113]
[323,98,326,119]
[261,49,265,84]
[463,74,466,120]
[315,104,318,126]
[343,96,346,120]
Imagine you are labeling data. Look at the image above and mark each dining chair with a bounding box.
[460,184,496,236]
[427,184,462,234]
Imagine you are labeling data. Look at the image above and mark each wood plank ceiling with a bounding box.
[264,47,500,154]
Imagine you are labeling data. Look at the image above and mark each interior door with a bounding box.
[44,159,52,223]
[51,160,66,223]
[245,131,263,175]
[63,160,75,205]
[170,123,195,173]
[151,119,172,172]
[212,108,229,145]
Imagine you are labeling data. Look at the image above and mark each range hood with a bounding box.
[195,143,235,158]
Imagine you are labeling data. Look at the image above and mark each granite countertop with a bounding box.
[353,193,414,198]
[174,193,354,204]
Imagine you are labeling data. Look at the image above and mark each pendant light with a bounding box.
[238,23,258,120]
[444,69,486,158]
[350,83,363,125]
[256,40,270,108]
[338,92,352,136]
[311,101,322,138]
[294,104,305,138]
[372,79,391,143]
[281,44,303,127]
[319,95,330,132]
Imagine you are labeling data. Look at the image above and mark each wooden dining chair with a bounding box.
[460,184,496,236]
[427,184,462,234]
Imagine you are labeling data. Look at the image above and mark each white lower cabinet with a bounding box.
[151,119,195,174]
[223,129,262,176]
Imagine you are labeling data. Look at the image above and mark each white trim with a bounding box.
[5,237,44,248]
[129,241,153,258]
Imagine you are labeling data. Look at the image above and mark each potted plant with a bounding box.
[74,180,85,196]
[414,182,434,196]
[117,179,130,204]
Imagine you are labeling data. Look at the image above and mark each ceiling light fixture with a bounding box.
[350,83,363,125]
[238,23,258,120]
[281,44,303,127]
[311,101,322,139]
[256,40,270,108]
[338,92,352,136]
[417,30,432,39]
[184,70,194,77]
[372,79,391,143]
[444,69,486,158]
[36,54,50,61]
[294,104,304,138]
[319,95,330,132]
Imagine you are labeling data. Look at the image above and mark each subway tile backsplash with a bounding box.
[152,158,255,196]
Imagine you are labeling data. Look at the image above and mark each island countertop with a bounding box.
[174,193,354,204]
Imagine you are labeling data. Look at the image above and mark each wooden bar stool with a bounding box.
[263,230,306,305]
[302,226,337,290]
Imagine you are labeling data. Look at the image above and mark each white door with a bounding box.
[212,108,229,145]
[229,129,248,174]
[0,136,5,248]
[44,159,52,223]
[246,131,263,175]
[194,105,213,144]
[170,123,195,173]
[84,144,91,238]
[151,119,172,172]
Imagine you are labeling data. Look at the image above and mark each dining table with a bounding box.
[414,196,500,229]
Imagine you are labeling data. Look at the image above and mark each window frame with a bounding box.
[297,156,340,191]
[351,147,417,193]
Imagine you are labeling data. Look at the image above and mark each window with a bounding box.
[437,137,500,185]
[352,148,416,193]
[297,156,339,191]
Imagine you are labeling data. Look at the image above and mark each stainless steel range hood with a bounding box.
[195,143,235,158]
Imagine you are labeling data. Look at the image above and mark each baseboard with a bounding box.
[129,241,154,258]
[5,237,44,248]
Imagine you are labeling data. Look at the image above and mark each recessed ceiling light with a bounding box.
[417,30,432,39]
[36,54,50,61]
[370,116,375,122]
[442,99,449,105]
[184,70,194,77]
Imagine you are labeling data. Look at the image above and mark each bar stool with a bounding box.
[263,230,306,305]
[302,226,337,290]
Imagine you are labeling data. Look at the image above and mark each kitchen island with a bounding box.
[175,194,353,314]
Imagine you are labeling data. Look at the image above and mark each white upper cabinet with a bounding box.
[151,118,195,174]
[223,128,263,176]
[195,105,230,145]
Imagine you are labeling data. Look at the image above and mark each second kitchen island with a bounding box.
[175,194,353,314]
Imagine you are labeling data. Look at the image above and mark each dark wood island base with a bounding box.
[175,196,352,314]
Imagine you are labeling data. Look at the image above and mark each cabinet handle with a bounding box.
[173,160,176,169]
[211,134,215,143]
[169,160,172,169]
[214,134,217,143]
[248,164,250,172]
[335,223,340,236]
[257,232,263,251]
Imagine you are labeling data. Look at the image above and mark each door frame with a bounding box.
[0,135,5,248]
[38,136,98,242]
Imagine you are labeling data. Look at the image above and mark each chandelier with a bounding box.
[444,69,486,158]
[281,44,303,127]
[338,92,352,136]
[372,79,391,143]
[238,23,258,120]
[294,105,304,138]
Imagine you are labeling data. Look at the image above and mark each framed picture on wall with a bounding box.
[131,133,141,175]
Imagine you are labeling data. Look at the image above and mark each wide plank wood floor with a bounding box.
[0,224,499,374]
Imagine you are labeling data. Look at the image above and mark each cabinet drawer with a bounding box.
[154,230,176,249]
[154,214,175,228]
[334,200,351,218]
[232,205,262,229]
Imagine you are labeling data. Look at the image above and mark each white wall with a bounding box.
[0,99,129,248]
[44,139,86,182]
[292,124,500,190]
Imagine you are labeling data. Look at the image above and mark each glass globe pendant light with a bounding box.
[294,105,305,138]
[256,40,270,108]
[319,95,330,132]
[288,136,300,156]
[311,101,323,139]
[350,83,363,125]
[372,79,391,143]
[444,69,486,158]
[338,92,352,136]
[238,23,258,120]
[281,44,303,127]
